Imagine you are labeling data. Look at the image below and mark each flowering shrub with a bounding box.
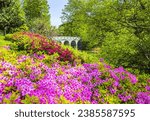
[61,45,99,64]
[0,53,149,104]
[1,32,150,104]
[6,32,74,62]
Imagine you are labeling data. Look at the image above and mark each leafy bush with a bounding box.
[0,53,150,104]
[0,35,12,47]
[62,45,99,64]
[10,24,29,33]
[101,29,150,73]
[101,30,137,67]
[5,32,74,63]
[5,32,100,65]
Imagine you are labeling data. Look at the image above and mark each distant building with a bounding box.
[52,36,82,50]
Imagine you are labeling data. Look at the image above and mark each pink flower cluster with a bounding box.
[0,55,150,104]
[12,32,74,62]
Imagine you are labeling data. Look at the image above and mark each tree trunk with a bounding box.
[4,26,7,35]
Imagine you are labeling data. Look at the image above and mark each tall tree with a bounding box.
[23,0,51,36]
[61,0,101,50]
[0,0,25,35]
[61,0,150,71]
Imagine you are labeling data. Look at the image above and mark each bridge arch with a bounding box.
[64,41,69,45]
[77,40,82,50]
[71,40,76,48]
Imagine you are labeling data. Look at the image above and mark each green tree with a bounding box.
[61,0,90,50]
[97,0,150,71]
[0,0,25,35]
[61,0,150,71]
[23,0,51,36]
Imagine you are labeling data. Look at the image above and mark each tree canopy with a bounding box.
[23,0,51,36]
[0,0,25,35]
[60,0,150,71]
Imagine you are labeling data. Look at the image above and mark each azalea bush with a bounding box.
[5,32,74,63]
[0,52,149,104]
[62,45,99,64]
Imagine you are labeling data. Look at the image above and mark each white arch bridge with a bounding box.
[52,36,82,50]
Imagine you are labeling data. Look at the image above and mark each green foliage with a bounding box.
[29,18,51,36]
[99,0,150,72]
[57,95,72,104]
[4,34,13,41]
[10,24,29,33]
[104,95,120,104]
[5,32,47,53]
[61,0,150,72]
[42,53,59,66]
[62,45,99,64]
[0,35,11,47]
[101,29,138,67]
[97,68,140,104]
[0,0,25,35]
[60,0,90,49]
[5,32,75,63]
[0,47,18,65]
[137,73,150,86]
[21,95,39,104]
[23,0,51,36]
[3,91,20,104]
[57,95,91,104]
[0,35,5,40]
[6,32,32,51]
